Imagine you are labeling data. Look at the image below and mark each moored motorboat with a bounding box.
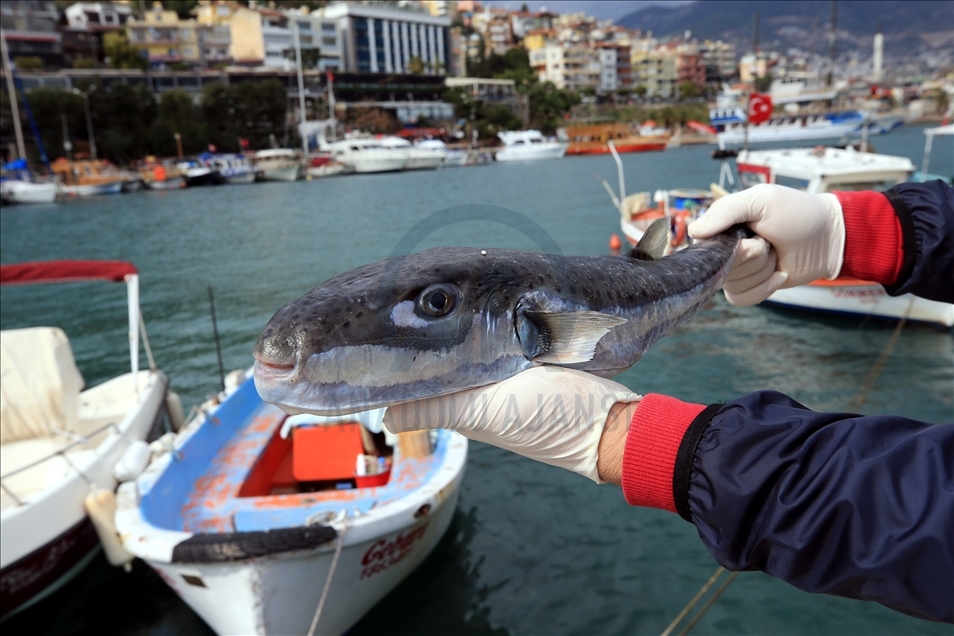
[0,159,60,204]
[200,153,257,185]
[380,136,446,170]
[563,123,668,155]
[116,370,467,635]
[51,158,125,197]
[175,159,222,187]
[765,279,953,327]
[306,154,353,178]
[140,161,186,191]
[0,260,177,620]
[721,146,949,321]
[251,149,301,182]
[328,138,408,173]
[495,130,567,162]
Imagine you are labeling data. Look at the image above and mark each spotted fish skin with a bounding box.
[253,226,745,415]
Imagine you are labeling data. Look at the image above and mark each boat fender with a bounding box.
[149,431,178,457]
[84,487,135,571]
[115,440,151,482]
[166,391,184,432]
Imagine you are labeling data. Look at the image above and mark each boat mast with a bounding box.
[0,29,27,161]
[293,17,308,156]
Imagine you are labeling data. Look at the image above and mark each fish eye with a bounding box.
[416,284,460,318]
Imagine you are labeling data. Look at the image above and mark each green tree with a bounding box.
[104,32,147,70]
[13,56,43,70]
[150,90,204,157]
[754,73,773,92]
[407,56,426,75]
[678,81,700,100]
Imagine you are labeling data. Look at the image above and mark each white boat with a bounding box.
[251,149,301,182]
[765,279,953,327]
[729,146,952,326]
[200,153,257,185]
[116,369,467,635]
[328,138,408,174]
[0,260,177,619]
[0,179,59,204]
[916,123,953,182]
[379,136,446,170]
[494,130,567,162]
[715,111,866,145]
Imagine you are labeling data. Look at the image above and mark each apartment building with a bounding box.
[126,5,203,68]
[471,9,513,56]
[315,2,451,75]
[678,51,705,89]
[532,42,628,93]
[1,1,62,68]
[698,39,736,83]
[632,48,678,97]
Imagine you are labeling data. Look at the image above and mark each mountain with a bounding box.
[617,1,954,58]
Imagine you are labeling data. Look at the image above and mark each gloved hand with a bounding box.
[689,184,846,306]
[383,367,640,483]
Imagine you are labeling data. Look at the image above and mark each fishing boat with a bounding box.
[139,161,186,191]
[600,141,715,252]
[251,149,301,182]
[199,153,257,185]
[306,154,353,178]
[0,260,178,620]
[50,158,126,196]
[728,146,953,326]
[175,158,222,187]
[562,123,668,156]
[116,371,467,635]
[0,159,59,204]
[494,130,567,162]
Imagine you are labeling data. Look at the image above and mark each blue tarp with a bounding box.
[3,159,28,171]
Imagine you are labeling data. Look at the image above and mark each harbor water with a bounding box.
[1,125,951,635]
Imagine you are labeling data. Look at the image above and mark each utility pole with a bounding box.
[1,29,27,160]
[828,0,837,88]
[293,18,307,155]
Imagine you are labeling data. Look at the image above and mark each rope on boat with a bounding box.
[308,512,349,636]
[848,297,914,410]
[661,299,914,635]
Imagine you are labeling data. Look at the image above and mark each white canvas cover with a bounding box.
[0,327,84,444]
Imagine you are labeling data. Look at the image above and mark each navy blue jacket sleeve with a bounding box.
[884,180,954,303]
[679,391,954,623]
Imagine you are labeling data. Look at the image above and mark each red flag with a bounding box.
[327,70,335,83]
[208,144,217,152]
[239,137,250,149]
[748,93,773,124]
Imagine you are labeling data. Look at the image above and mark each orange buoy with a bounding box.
[609,234,622,254]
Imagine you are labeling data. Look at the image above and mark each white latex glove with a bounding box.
[688,184,845,306]
[383,367,640,483]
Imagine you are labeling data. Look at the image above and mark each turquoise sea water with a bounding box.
[1,124,951,635]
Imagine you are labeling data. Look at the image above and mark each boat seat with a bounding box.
[1,327,84,445]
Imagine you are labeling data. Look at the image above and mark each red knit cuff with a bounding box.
[621,394,705,512]
[835,191,903,285]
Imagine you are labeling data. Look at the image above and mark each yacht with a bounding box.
[328,138,408,174]
[0,159,58,204]
[199,153,257,185]
[379,136,446,170]
[494,130,567,162]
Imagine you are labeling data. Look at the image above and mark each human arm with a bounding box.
[386,370,954,623]
[688,181,954,305]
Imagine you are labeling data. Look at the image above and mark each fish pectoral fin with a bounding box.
[529,311,627,364]
[628,217,669,261]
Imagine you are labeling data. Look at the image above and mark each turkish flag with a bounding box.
[748,93,773,124]
[327,70,335,83]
